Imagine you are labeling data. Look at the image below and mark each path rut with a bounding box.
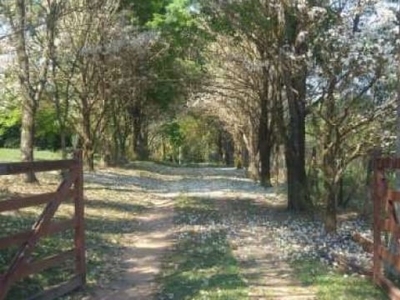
[88,163,315,299]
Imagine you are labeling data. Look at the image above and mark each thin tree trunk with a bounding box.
[20,103,38,182]
[131,104,148,160]
[259,66,272,187]
[224,135,234,166]
[82,108,95,171]
[285,104,309,211]
[243,132,259,181]
[16,0,37,183]
[284,63,310,211]
[259,141,272,187]
[83,141,95,171]
[324,184,337,233]
[259,97,272,186]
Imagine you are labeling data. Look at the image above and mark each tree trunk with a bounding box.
[162,138,166,161]
[131,105,149,160]
[284,63,310,211]
[100,138,112,167]
[82,109,94,171]
[243,132,260,181]
[60,129,67,159]
[247,154,259,181]
[259,141,272,187]
[259,66,272,187]
[20,102,38,183]
[285,109,309,211]
[83,141,95,172]
[224,136,234,166]
[233,134,243,169]
[324,184,337,233]
[259,101,272,186]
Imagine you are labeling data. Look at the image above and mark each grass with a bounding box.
[0,148,62,162]
[157,196,248,300]
[292,259,387,300]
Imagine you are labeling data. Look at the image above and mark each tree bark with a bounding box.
[83,141,95,171]
[82,107,95,171]
[16,0,38,183]
[223,135,234,166]
[285,79,310,210]
[243,132,260,181]
[20,103,38,182]
[131,104,149,160]
[324,184,337,233]
[259,96,272,186]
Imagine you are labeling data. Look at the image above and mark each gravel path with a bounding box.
[84,162,372,299]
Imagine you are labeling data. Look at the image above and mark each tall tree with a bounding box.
[0,0,62,182]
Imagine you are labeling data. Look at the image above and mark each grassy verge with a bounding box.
[292,259,387,300]
[0,148,62,162]
[158,196,247,300]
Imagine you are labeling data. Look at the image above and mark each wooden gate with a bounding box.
[0,151,85,300]
[372,157,400,299]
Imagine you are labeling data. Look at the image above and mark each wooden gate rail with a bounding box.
[0,151,85,300]
[372,157,400,299]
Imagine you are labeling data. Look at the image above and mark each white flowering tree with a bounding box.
[305,1,397,232]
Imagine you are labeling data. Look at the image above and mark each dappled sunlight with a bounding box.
[0,161,384,299]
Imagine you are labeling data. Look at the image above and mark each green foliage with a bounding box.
[179,115,219,162]
[161,120,185,147]
[0,100,21,148]
[156,115,221,163]
[35,106,64,150]
[119,0,170,26]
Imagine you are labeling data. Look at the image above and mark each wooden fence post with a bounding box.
[373,165,383,283]
[73,150,86,284]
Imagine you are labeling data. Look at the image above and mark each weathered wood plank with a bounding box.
[373,169,384,282]
[73,151,86,283]
[379,246,400,273]
[375,157,400,170]
[0,190,74,213]
[27,274,84,300]
[0,151,84,300]
[332,253,372,276]
[374,274,400,300]
[0,219,74,250]
[0,170,78,298]
[0,159,76,176]
[352,232,374,254]
[19,249,75,278]
[387,190,400,203]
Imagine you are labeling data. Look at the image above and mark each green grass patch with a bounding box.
[158,196,247,300]
[292,259,387,300]
[0,148,62,162]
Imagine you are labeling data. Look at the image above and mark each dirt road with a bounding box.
[84,162,314,300]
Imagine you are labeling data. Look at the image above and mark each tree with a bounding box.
[0,0,63,182]
[198,0,281,187]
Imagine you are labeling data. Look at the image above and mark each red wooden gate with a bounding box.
[372,157,400,299]
[0,151,85,300]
